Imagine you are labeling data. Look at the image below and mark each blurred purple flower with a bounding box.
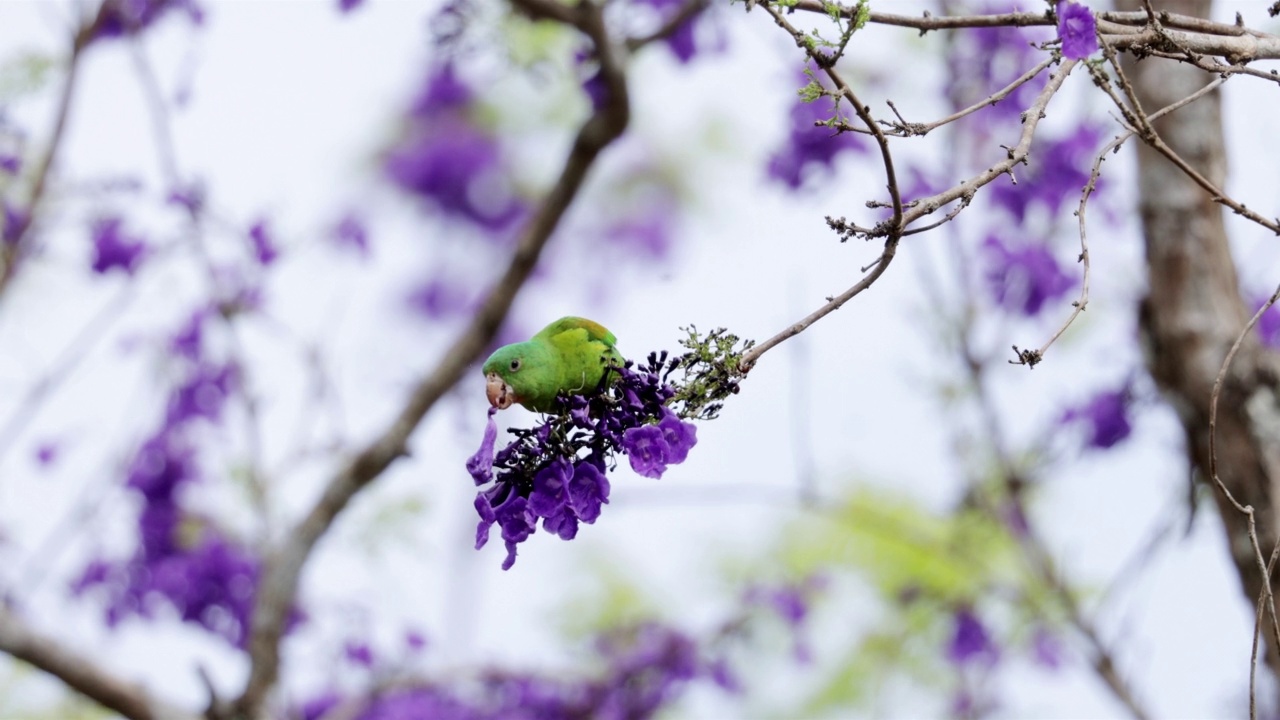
[767,72,868,189]
[90,0,203,42]
[90,217,147,276]
[3,203,29,245]
[1060,386,1132,449]
[247,219,279,266]
[948,607,999,666]
[991,124,1103,223]
[338,0,366,13]
[408,275,472,321]
[170,309,207,361]
[404,629,427,652]
[1032,626,1064,670]
[332,213,370,257]
[0,153,19,175]
[165,362,236,426]
[344,640,375,667]
[166,183,204,214]
[34,440,59,467]
[633,0,706,63]
[982,234,1075,316]
[387,64,525,233]
[386,119,524,232]
[1057,1,1098,60]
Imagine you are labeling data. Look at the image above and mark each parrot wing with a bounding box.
[533,316,618,349]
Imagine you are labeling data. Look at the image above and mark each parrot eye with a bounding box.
[509,358,522,372]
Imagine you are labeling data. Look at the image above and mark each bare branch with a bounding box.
[1209,284,1280,663]
[232,3,632,715]
[625,0,708,52]
[882,56,1056,137]
[1012,74,1227,368]
[0,605,196,720]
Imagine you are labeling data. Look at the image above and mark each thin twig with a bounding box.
[882,56,1056,137]
[1012,73,1227,367]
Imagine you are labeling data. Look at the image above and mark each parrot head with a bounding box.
[482,341,552,411]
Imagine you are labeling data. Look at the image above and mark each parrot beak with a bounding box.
[486,372,515,410]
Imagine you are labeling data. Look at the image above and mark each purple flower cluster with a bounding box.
[982,234,1075,316]
[947,607,999,667]
[300,621,709,720]
[247,218,279,266]
[767,68,868,189]
[72,312,285,646]
[1057,1,1098,60]
[468,354,698,569]
[1059,385,1133,450]
[385,63,525,234]
[744,575,825,663]
[89,216,148,276]
[2,202,28,246]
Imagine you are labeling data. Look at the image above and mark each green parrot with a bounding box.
[482,316,625,413]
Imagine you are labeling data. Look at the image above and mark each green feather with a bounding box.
[482,316,624,412]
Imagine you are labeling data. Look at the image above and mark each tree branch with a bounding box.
[0,605,197,720]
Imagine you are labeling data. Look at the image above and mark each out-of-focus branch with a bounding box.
[0,605,197,720]
[0,26,91,299]
[625,0,708,52]
[232,3,632,717]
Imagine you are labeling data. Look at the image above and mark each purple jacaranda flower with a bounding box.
[3,202,29,245]
[34,440,58,467]
[408,275,472,320]
[90,217,147,276]
[90,0,203,42]
[126,432,195,504]
[474,492,497,550]
[1253,293,1280,349]
[567,460,610,523]
[298,691,343,720]
[1060,386,1132,449]
[170,308,207,361]
[338,0,365,13]
[948,607,999,666]
[633,0,708,63]
[404,629,427,652]
[344,640,375,667]
[332,212,370,257]
[1032,626,1064,670]
[247,219,279,266]
[386,118,525,232]
[604,215,673,261]
[982,234,1075,316]
[622,424,670,478]
[166,183,204,214]
[657,409,697,464]
[0,153,19,175]
[1057,1,1098,60]
[529,457,570,513]
[467,408,498,485]
[767,70,868,189]
[991,124,1103,223]
[412,62,471,117]
[165,362,235,426]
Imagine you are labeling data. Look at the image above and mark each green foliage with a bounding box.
[558,556,657,639]
[0,52,54,102]
[669,326,754,421]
